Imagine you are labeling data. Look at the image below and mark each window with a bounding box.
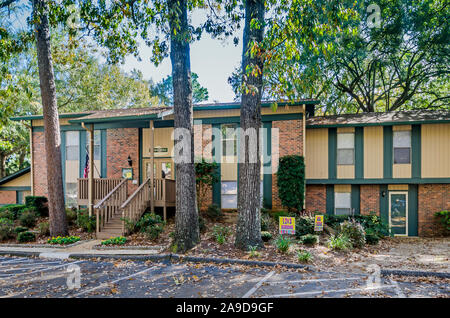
[221,181,237,209]
[335,191,352,215]
[337,132,354,165]
[86,131,101,160]
[393,130,411,164]
[221,124,237,157]
[66,131,79,161]
[221,181,264,209]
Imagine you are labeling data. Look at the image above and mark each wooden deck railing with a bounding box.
[93,179,128,235]
[120,177,151,234]
[77,178,123,205]
[154,178,176,204]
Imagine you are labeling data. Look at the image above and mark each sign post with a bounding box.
[279,217,296,235]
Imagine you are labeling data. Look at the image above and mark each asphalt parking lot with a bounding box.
[0,256,448,298]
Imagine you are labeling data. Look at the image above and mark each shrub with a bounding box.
[205,204,222,221]
[365,229,380,245]
[261,231,272,242]
[295,216,315,238]
[145,224,164,241]
[325,214,389,239]
[435,210,450,234]
[0,204,27,219]
[0,218,14,241]
[248,245,260,258]
[212,225,231,244]
[195,159,219,212]
[14,226,28,235]
[297,250,313,263]
[300,234,318,245]
[17,231,36,243]
[327,234,352,251]
[25,196,48,217]
[275,235,292,253]
[339,220,366,248]
[39,222,50,236]
[101,236,127,245]
[76,210,96,233]
[19,209,37,228]
[66,208,77,226]
[0,209,14,220]
[47,236,80,245]
[276,155,305,212]
[198,216,206,233]
[136,213,164,232]
[261,213,271,231]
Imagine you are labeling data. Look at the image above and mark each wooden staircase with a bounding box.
[93,177,175,239]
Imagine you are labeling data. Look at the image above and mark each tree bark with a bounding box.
[169,0,199,252]
[33,0,67,236]
[235,0,265,250]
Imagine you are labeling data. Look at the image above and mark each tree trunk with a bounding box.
[235,0,265,250]
[0,154,6,179]
[169,0,199,252]
[33,0,67,236]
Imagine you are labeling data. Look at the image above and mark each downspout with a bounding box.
[24,121,34,196]
[81,122,95,216]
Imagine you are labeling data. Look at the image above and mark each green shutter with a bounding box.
[326,185,334,215]
[408,184,418,236]
[328,128,337,179]
[212,124,221,207]
[379,184,389,225]
[411,125,421,179]
[351,184,360,215]
[383,126,393,178]
[263,122,272,209]
[355,127,364,179]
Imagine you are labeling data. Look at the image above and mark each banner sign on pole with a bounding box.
[279,217,295,235]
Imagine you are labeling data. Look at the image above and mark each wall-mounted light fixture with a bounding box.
[127,155,132,167]
[381,191,386,197]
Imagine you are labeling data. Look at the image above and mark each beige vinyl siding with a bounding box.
[305,128,328,179]
[421,123,450,178]
[142,127,174,158]
[393,164,411,178]
[337,165,355,179]
[32,118,73,127]
[334,184,351,192]
[337,127,355,133]
[364,126,383,179]
[2,172,31,187]
[388,184,408,191]
[393,125,412,131]
[221,161,237,181]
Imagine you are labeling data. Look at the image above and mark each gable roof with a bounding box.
[0,167,31,186]
[306,109,450,127]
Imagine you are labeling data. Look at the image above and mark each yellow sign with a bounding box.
[279,217,295,235]
[314,215,324,231]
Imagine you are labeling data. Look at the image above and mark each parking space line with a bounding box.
[0,261,63,271]
[389,278,406,298]
[242,271,275,298]
[265,284,397,298]
[0,258,29,265]
[2,260,84,279]
[266,277,362,285]
[72,266,158,298]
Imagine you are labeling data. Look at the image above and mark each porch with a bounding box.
[77,177,175,239]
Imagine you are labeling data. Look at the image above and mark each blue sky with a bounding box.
[121,10,243,103]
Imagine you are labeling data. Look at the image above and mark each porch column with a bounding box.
[150,120,155,213]
[82,123,95,217]
[302,104,306,211]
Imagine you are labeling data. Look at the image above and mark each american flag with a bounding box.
[83,153,89,178]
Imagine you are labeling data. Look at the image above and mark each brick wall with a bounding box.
[271,119,303,210]
[106,128,139,194]
[0,191,16,205]
[418,184,450,236]
[360,185,380,216]
[32,131,48,197]
[305,185,326,214]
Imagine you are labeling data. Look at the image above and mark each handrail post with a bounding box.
[163,179,167,221]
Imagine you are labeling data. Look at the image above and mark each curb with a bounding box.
[381,269,450,279]
[1,250,449,278]
[0,240,90,249]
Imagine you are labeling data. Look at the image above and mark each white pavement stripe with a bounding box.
[72,266,158,298]
[242,271,275,298]
[265,284,397,298]
[389,278,406,298]
[266,277,362,285]
[39,252,71,260]
[2,260,84,279]
[0,261,63,270]
[0,258,29,265]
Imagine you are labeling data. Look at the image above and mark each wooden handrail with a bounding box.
[120,177,151,209]
[94,179,127,209]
